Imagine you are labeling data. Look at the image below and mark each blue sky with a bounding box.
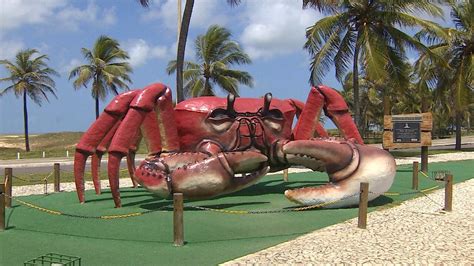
[0,0,450,134]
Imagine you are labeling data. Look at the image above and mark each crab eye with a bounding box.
[265,109,283,120]
[208,108,234,121]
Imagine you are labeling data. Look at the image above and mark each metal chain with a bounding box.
[5,194,172,220]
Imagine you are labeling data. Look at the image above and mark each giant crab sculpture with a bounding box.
[74,83,396,208]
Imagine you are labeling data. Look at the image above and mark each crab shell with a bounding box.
[174,96,297,152]
[136,96,300,199]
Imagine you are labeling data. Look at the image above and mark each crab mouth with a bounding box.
[231,166,269,186]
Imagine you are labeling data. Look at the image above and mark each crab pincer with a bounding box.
[134,150,269,199]
[282,139,396,207]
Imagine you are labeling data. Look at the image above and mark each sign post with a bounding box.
[383,113,432,172]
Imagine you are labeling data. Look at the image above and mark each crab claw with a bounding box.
[134,151,269,199]
[282,139,395,207]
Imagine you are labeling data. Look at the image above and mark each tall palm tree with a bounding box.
[69,35,132,119]
[167,25,253,97]
[138,0,241,102]
[304,0,445,130]
[415,0,474,150]
[0,49,59,152]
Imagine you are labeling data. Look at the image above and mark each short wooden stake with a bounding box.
[0,183,5,231]
[412,161,419,190]
[283,169,289,182]
[54,163,61,192]
[173,193,184,246]
[4,168,12,208]
[358,182,369,229]
[421,146,428,173]
[444,174,453,212]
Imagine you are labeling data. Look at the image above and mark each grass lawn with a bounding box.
[1,160,473,265]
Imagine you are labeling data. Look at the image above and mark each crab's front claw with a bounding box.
[134,151,269,199]
[282,139,396,207]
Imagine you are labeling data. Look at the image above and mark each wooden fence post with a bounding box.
[0,183,5,231]
[4,168,12,208]
[54,163,61,192]
[412,161,419,190]
[173,193,184,246]
[444,174,453,212]
[358,182,369,229]
[283,169,289,182]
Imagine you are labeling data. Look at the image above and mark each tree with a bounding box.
[415,0,474,150]
[69,35,132,119]
[167,25,253,97]
[0,49,59,152]
[304,0,444,130]
[138,0,241,102]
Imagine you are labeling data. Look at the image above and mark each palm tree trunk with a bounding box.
[176,0,194,103]
[23,90,30,152]
[421,90,429,172]
[95,97,100,119]
[352,43,361,130]
[455,111,462,150]
[203,77,212,96]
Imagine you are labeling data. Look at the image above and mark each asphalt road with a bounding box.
[1,136,473,175]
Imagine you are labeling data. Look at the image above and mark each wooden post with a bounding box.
[283,169,289,182]
[444,174,453,212]
[412,161,419,190]
[421,146,428,173]
[4,168,12,208]
[173,193,184,246]
[54,163,60,192]
[0,183,5,231]
[358,182,369,229]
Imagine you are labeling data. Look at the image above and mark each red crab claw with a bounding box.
[134,151,269,199]
[282,139,396,207]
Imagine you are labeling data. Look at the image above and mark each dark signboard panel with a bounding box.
[393,122,421,143]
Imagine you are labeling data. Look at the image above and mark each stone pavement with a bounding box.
[222,179,474,265]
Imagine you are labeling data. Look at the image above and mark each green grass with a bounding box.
[1,160,472,265]
[0,132,83,160]
[0,132,153,160]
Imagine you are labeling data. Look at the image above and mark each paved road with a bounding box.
[1,136,473,175]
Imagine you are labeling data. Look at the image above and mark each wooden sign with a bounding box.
[383,113,432,149]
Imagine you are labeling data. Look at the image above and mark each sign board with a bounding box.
[383,113,432,149]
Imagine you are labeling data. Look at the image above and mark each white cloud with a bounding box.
[60,58,82,75]
[124,39,169,67]
[0,0,67,32]
[0,0,117,33]
[239,0,321,59]
[0,38,25,60]
[56,1,117,31]
[140,0,228,31]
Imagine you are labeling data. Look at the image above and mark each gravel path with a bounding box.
[223,178,474,265]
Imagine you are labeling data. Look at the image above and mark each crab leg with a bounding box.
[282,139,395,207]
[106,83,178,207]
[293,86,363,144]
[292,91,328,139]
[90,121,121,194]
[74,91,138,203]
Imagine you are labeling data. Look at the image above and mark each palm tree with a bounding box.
[304,0,445,130]
[0,49,59,152]
[166,25,253,97]
[138,0,241,102]
[69,35,132,119]
[415,0,473,150]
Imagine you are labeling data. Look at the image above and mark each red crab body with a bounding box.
[74,83,396,208]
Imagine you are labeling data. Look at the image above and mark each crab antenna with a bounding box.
[227,94,236,115]
[262,93,272,114]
